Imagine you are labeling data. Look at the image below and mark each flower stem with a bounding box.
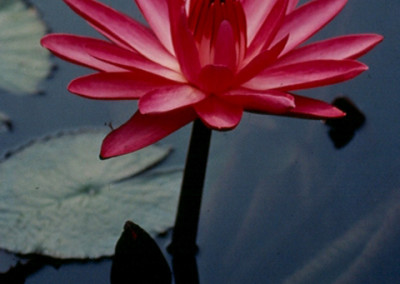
[168,119,212,255]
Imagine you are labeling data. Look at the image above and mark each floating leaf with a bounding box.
[0,130,182,259]
[0,0,52,94]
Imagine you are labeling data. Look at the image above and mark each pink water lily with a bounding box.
[41,0,382,158]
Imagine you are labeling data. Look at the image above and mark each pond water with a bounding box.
[1,0,399,283]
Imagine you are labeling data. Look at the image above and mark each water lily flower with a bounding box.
[41,0,382,158]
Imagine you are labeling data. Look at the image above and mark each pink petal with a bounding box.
[236,36,288,86]
[88,22,133,50]
[40,34,124,72]
[287,94,346,119]
[245,0,288,61]
[194,96,243,130]
[135,0,175,55]
[286,0,299,13]
[212,20,236,71]
[195,2,215,66]
[139,85,207,114]
[68,72,179,100]
[198,65,234,94]
[84,40,186,82]
[168,0,201,84]
[63,0,179,71]
[274,34,384,67]
[232,0,248,63]
[243,59,368,91]
[101,109,197,158]
[221,88,295,114]
[242,0,278,44]
[273,0,348,55]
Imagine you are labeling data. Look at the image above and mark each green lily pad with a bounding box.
[0,0,52,94]
[0,130,182,259]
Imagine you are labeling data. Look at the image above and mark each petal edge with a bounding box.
[101,109,196,158]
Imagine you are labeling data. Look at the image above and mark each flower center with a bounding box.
[187,0,247,68]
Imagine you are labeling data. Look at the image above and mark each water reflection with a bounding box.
[282,192,400,283]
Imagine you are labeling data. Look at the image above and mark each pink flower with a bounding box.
[41,0,382,158]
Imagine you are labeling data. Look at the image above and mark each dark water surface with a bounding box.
[1,0,399,283]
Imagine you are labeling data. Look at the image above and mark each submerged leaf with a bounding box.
[0,130,181,259]
[0,0,52,94]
